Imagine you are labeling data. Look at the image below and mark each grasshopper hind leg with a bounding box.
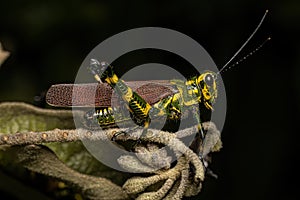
[88,59,153,148]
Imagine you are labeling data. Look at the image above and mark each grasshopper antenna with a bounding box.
[218,10,269,74]
[220,37,271,74]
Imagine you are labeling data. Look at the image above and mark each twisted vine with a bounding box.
[0,102,222,199]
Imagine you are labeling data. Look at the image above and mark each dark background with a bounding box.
[0,0,299,199]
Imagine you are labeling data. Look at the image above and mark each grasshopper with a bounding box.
[46,11,269,157]
[46,61,217,153]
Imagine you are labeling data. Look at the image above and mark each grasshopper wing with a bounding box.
[46,80,178,107]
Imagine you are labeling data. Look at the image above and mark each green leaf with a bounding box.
[0,102,75,134]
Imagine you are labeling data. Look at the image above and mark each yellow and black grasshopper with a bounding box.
[46,11,269,158]
[46,61,217,153]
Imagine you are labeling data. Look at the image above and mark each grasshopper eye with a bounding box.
[204,74,214,86]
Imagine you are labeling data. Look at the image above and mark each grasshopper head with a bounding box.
[196,71,218,110]
[185,71,218,109]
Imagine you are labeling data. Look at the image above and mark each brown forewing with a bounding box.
[46,80,178,107]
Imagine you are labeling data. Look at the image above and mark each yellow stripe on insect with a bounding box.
[132,100,151,116]
[144,103,151,115]
[94,74,101,82]
[197,123,202,131]
[172,93,180,102]
[144,120,150,128]
[205,102,213,110]
[163,97,173,109]
[111,74,119,83]
[103,109,108,115]
[123,87,133,102]
[105,74,119,84]
[186,80,195,85]
[202,88,210,100]
[196,74,205,85]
